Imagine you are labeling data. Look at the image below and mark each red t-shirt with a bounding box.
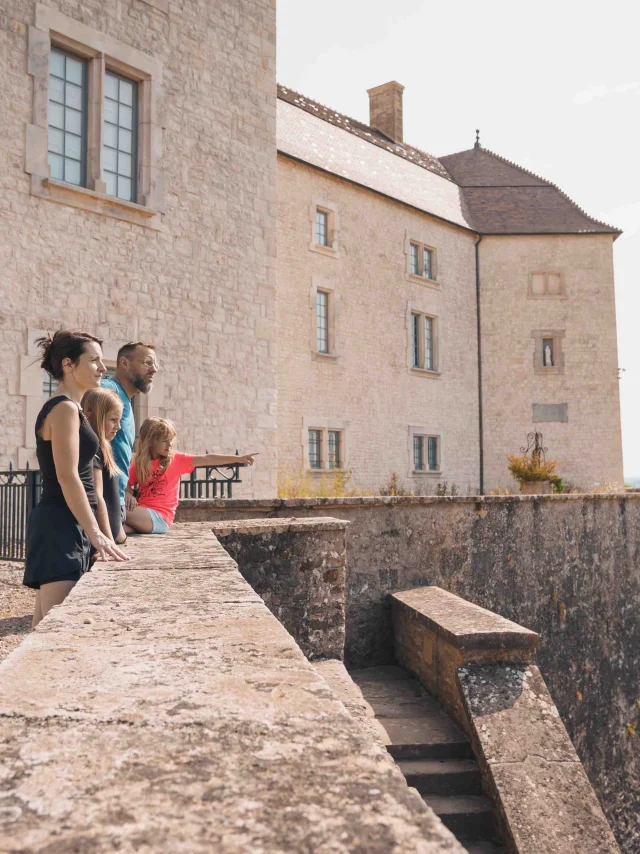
[128,452,194,524]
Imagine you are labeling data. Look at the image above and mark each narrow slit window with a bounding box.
[413,435,425,471]
[104,71,138,202]
[309,429,322,469]
[543,338,555,367]
[328,430,341,469]
[427,436,439,471]
[316,209,329,246]
[48,48,87,187]
[425,316,434,370]
[316,291,329,353]
[411,313,420,368]
[410,242,420,276]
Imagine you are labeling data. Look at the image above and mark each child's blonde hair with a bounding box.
[81,388,123,478]
[135,417,177,485]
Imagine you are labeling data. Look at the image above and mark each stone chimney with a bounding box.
[367,81,404,143]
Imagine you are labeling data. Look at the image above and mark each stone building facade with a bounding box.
[0,0,277,496]
[0,3,623,496]
[277,83,623,492]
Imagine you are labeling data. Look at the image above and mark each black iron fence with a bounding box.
[0,465,41,562]
[1,462,244,562]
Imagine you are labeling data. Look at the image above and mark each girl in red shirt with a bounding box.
[125,417,257,534]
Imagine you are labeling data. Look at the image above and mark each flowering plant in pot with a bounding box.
[507,432,559,494]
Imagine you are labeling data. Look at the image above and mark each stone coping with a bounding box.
[179,492,638,511]
[0,524,462,853]
[392,586,539,652]
[210,516,350,536]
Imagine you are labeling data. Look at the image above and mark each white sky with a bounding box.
[277,0,640,477]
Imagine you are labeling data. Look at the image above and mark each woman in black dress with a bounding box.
[24,331,129,628]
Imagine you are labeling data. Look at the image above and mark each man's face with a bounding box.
[125,346,157,394]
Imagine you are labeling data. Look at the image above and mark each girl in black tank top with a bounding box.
[24,331,129,629]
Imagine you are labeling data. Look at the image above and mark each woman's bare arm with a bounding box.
[191,452,258,468]
[49,402,128,561]
[92,467,113,540]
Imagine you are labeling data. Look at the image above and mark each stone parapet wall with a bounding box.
[211,516,348,660]
[392,586,620,853]
[0,523,465,853]
[176,494,640,853]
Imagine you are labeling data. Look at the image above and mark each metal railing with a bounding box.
[0,465,41,562]
[1,461,244,562]
[179,461,245,499]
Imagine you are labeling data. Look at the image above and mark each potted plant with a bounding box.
[507,432,559,494]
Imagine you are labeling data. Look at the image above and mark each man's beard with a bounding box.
[129,372,152,394]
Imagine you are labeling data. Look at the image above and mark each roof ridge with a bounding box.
[478,146,620,233]
[277,83,455,183]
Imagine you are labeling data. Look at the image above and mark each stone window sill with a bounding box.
[32,176,162,230]
[407,273,440,290]
[527,294,567,300]
[410,367,441,379]
[534,366,564,376]
[313,351,339,362]
[309,242,340,258]
[412,470,443,476]
[306,468,346,475]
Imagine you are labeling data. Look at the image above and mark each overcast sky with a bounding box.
[276,0,640,478]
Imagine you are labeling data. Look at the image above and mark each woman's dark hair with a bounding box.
[36,330,103,381]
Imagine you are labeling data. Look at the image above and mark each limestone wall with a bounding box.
[0,1,277,495]
[479,234,623,490]
[276,155,481,493]
[0,523,466,853]
[177,494,640,853]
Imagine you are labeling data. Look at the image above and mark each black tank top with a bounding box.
[36,395,99,509]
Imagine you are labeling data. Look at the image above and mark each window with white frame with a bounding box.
[410,311,438,372]
[48,48,88,186]
[26,6,164,227]
[103,71,138,202]
[413,434,439,472]
[408,240,437,282]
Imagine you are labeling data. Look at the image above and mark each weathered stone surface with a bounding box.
[392,586,538,735]
[213,517,348,660]
[459,665,621,854]
[392,586,539,651]
[177,495,640,853]
[0,525,462,852]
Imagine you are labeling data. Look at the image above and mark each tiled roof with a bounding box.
[277,85,452,182]
[277,85,620,237]
[440,146,621,235]
[277,99,473,231]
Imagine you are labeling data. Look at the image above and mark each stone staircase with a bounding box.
[351,664,507,854]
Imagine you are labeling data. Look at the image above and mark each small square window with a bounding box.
[412,433,440,473]
[408,239,437,282]
[529,272,565,299]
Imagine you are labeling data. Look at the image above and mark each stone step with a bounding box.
[384,716,473,761]
[463,844,508,854]
[397,758,482,795]
[423,794,495,839]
